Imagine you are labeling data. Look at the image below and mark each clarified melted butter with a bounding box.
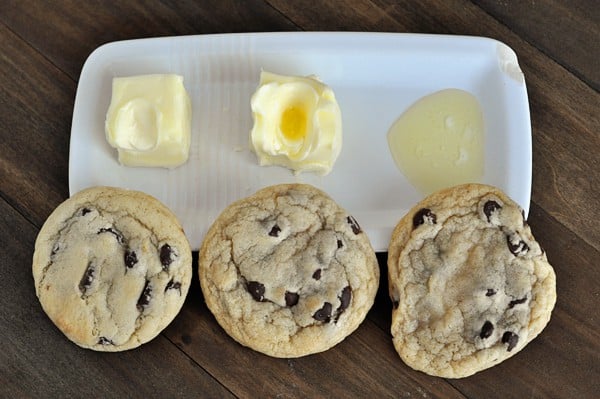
[387,88,484,195]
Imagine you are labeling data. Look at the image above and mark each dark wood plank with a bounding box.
[474,0,600,91]
[165,266,467,398]
[0,24,71,224]
[0,199,234,399]
[2,0,599,397]
[1,0,298,81]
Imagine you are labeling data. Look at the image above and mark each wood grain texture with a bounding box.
[166,265,467,398]
[0,24,71,223]
[0,200,233,399]
[1,0,298,81]
[1,0,598,397]
[474,0,600,91]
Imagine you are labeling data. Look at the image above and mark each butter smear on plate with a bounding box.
[249,70,342,175]
[105,74,191,168]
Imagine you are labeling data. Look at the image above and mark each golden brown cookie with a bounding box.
[388,184,556,378]
[199,184,379,358]
[32,186,192,351]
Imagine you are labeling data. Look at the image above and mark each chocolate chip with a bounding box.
[339,286,352,311]
[337,239,344,249]
[507,234,529,256]
[81,207,92,216]
[312,269,322,280]
[124,250,138,268]
[480,321,494,339]
[98,227,124,244]
[413,208,436,228]
[269,225,281,237]
[502,331,519,351]
[335,286,352,322]
[483,200,501,222]
[486,289,497,296]
[313,302,332,323]
[392,300,400,309]
[97,337,113,345]
[160,244,174,270]
[165,279,182,294]
[285,291,299,307]
[137,281,152,312]
[347,216,362,234]
[246,281,266,302]
[51,242,60,257]
[79,262,95,295]
[508,296,528,308]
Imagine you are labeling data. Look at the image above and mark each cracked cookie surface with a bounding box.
[387,184,556,378]
[32,186,192,351]
[199,184,379,358]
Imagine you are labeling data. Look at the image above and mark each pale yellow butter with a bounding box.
[105,74,191,168]
[250,70,342,175]
[387,88,485,195]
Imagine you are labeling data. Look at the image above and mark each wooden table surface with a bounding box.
[1,1,598,398]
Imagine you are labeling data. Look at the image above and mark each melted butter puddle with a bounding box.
[387,88,485,195]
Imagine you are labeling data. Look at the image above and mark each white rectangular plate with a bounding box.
[70,32,531,252]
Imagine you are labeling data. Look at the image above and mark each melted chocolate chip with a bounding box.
[160,244,174,270]
[502,331,519,351]
[508,296,528,308]
[347,216,362,234]
[165,279,182,294]
[313,302,332,323]
[81,207,92,216]
[339,287,352,312]
[337,239,344,249]
[486,289,497,296]
[285,291,299,307]
[483,200,502,222]
[507,234,529,256]
[480,321,494,339]
[124,250,138,268]
[79,263,95,295]
[312,269,322,280]
[335,286,352,322]
[97,227,124,244]
[137,281,152,312]
[246,281,266,302]
[269,225,281,237]
[97,337,113,345]
[392,300,400,309]
[413,208,437,228]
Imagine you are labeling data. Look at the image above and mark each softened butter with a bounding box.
[105,74,191,168]
[249,70,342,175]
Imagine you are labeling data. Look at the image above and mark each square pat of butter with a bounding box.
[105,74,191,168]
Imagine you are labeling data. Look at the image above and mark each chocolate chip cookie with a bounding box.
[387,184,556,378]
[32,186,192,351]
[199,184,379,358]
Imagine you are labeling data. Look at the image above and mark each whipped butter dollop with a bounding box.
[105,74,191,168]
[249,70,342,175]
